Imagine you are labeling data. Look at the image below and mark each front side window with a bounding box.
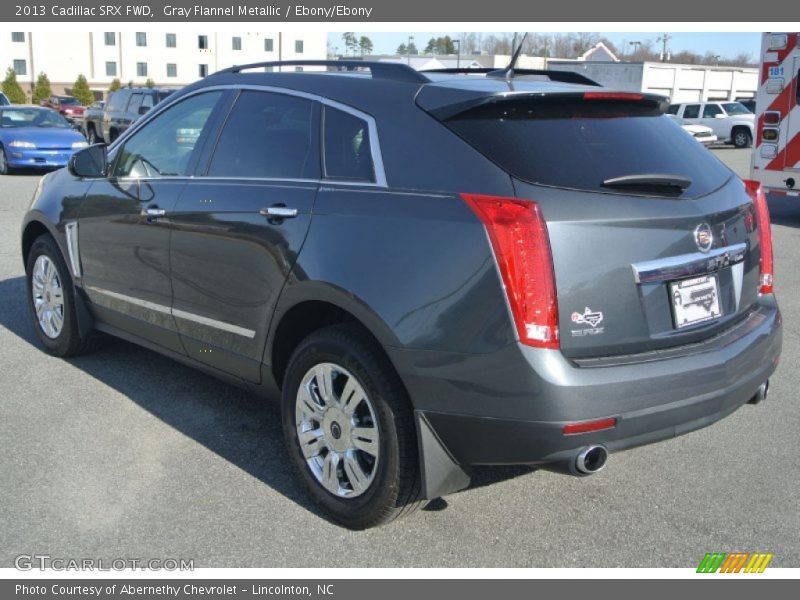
[721,102,751,116]
[207,91,318,179]
[166,33,176,48]
[682,104,700,119]
[702,104,723,118]
[113,91,222,178]
[126,94,143,115]
[323,106,375,182]
[135,32,147,47]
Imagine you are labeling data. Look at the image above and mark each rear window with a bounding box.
[444,98,731,197]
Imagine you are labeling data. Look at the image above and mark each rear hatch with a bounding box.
[419,83,762,358]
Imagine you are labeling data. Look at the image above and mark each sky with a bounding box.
[329,32,762,60]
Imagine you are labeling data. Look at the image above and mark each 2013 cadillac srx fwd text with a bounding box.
[20,60,782,529]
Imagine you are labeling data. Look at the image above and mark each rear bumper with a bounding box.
[391,298,781,474]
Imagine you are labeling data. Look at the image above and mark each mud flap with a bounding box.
[415,410,471,499]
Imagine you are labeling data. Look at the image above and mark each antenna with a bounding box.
[488,32,529,79]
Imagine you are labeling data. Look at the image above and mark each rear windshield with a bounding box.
[444,98,731,197]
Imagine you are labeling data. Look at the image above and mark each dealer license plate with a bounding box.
[669,274,722,329]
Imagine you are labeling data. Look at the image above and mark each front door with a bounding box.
[78,90,226,352]
[168,90,320,382]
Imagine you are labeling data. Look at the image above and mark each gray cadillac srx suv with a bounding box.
[20,61,782,528]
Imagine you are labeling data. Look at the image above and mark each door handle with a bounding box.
[260,206,298,219]
[142,207,166,218]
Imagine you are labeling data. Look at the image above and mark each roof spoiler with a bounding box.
[421,68,600,87]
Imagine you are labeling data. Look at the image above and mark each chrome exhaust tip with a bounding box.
[748,380,769,405]
[574,445,608,475]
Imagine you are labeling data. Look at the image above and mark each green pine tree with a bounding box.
[2,68,27,104]
[108,78,121,94]
[31,72,52,104]
[72,74,94,106]
[145,78,155,88]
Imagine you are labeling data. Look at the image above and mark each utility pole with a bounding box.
[454,39,461,68]
[657,33,672,62]
[407,35,414,65]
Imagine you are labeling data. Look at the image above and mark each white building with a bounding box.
[0,30,327,99]
[546,59,758,102]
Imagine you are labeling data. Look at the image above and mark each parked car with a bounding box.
[668,114,718,145]
[99,87,176,143]
[81,101,105,143]
[0,106,88,174]
[40,95,86,124]
[0,92,10,106]
[668,101,755,147]
[21,62,782,529]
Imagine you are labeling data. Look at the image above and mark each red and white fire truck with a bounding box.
[751,32,800,196]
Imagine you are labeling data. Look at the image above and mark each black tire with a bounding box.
[732,128,752,149]
[0,145,11,175]
[281,324,422,529]
[25,234,100,357]
[87,126,99,145]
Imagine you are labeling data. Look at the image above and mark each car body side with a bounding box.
[22,73,782,499]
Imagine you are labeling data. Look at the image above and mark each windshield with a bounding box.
[58,97,80,106]
[722,102,751,116]
[0,108,71,128]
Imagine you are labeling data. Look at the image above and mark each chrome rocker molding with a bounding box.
[64,222,81,278]
[85,286,256,339]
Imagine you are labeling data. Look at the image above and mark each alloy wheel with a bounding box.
[31,255,65,339]
[295,362,380,498]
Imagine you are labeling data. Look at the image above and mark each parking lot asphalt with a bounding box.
[1,149,798,568]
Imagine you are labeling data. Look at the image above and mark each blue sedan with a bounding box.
[0,106,88,174]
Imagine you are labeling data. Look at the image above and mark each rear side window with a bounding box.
[207,90,318,179]
[683,104,701,118]
[443,97,731,197]
[323,106,375,182]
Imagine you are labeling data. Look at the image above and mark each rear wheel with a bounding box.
[732,128,752,149]
[25,234,99,357]
[281,325,422,529]
[87,126,100,144]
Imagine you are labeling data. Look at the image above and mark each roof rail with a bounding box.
[214,60,430,84]
[421,68,600,87]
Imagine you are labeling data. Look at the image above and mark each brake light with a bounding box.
[461,194,559,348]
[563,417,617,435]
[744,180,774,294]
[582,92,644,101]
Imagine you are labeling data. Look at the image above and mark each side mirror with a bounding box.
[69,144,108,178]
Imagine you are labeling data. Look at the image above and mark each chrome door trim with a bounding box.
[85,286,256,339]
[632,242,748,284]
[111,83,389,188]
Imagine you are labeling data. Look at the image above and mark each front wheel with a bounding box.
[733,128,752,149]
[25,234,99,357]
[281,325,422,529]
[0,146,11,175]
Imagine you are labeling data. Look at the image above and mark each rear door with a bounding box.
[431,92,760,359]
[167,89,320,382]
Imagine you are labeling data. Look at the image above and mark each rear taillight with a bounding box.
[744,180,774,294]
[461,194,559,348]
